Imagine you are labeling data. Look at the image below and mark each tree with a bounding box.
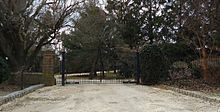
[0,0,82,73]
[106,0,179,48]
[106,0,144,49]
[106,0,180,83]
[64,1,118,78]
[178,0,220,83]
[0,56,10,83]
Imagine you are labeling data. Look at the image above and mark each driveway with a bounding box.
[0,84,219,112]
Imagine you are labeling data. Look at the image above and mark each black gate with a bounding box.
[62,71,135,84]
[57,48,140,85]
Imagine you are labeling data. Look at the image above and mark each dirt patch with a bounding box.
[0,84,19,92]
[0,83,20,96]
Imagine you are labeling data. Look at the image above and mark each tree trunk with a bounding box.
[200,48,211,83]
[99,48,105,79]
[20,66,25,90]
[89,59,98,79]
[90,49,99,79]
[100,57,105,79]
[114,69,117,74]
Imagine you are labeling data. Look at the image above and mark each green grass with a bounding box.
[66,73,130,80]
[66,75,89,79]
[213,92,220,97]
[0,91,10,96]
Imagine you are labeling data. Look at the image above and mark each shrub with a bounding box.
[190,62,202,79]
[161,43,197,66]
[118,52,135,78]
[191,56,220,84]
[140,45,168,85]
[169,61,192,80]
[172,61,189,69]
[0,57,10,83]
[118,63,134,78]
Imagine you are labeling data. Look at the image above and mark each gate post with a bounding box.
[136,51,141,84]
[42,50,56,86]
[61,50,65,86]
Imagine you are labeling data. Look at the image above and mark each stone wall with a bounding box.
[0,84,44,106]
[10,50,56,86]
[10,72,43,86]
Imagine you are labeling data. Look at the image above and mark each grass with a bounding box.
[66,73,131,80]
[0,91,10,96]
[66,75,89,79]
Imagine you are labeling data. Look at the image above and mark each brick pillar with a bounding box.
[42,50,56,86]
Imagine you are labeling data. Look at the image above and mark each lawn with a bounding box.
[65,73,132,80]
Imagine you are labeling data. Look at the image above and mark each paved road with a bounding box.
[0,84,219,112]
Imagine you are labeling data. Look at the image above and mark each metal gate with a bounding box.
[56,71,135,84]
[56,49,139,85]
[55,70,136,85]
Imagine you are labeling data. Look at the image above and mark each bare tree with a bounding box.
[0,0,83,73]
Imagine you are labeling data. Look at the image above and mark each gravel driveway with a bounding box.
[0,84,219,112]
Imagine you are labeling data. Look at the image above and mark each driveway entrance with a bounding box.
[0,84,219,112]
[56,72,136,84]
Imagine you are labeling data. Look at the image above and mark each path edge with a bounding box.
[161,85,220,103]
[0,84,45,106]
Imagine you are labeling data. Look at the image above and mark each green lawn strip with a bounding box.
[64,73,131,80]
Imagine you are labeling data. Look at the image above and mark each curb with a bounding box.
[0,84,45,106]
[162,85,220,103]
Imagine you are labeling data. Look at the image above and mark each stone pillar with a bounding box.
[42,50,56,86]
